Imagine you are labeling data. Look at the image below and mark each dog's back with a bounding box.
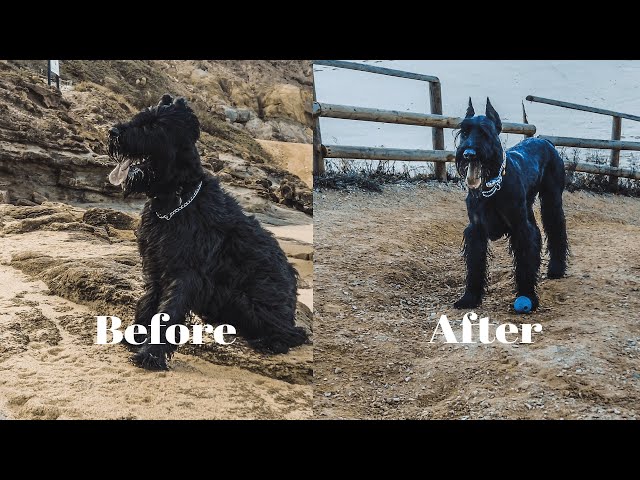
[506,137,566,193]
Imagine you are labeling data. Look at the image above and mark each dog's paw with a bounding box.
[122,334,148,352]
[547,263,566,279]
[453,294,481,309]
[130,345,169,371]
[516,293,540,311]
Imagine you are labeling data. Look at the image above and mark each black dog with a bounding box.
[107,94,308,369]
[453,98,568,311]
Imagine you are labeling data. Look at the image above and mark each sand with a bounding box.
[257,140,313,187]
[267,224,313,312]
[0,216,313,420]
[314,183,640,419]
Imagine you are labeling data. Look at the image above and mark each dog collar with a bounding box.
[481,151,507,198]
[156,181,203,220]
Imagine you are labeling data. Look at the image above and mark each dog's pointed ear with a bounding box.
[159,94,174,106]
[485,98,502,133]
[465,97,475,118]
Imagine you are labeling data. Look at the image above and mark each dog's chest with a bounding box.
[137,211,194,266]
[477,206,509,240]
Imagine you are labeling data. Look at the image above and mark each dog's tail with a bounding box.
[222,294,309,354]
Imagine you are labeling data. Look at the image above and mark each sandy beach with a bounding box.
[0,200,312,420]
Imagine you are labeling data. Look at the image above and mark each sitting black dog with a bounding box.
[454,98,568,311]
[108,94,308,369]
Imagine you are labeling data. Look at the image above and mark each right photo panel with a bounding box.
[312,60,640,420]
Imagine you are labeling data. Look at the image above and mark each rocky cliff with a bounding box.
[0,60,312,213]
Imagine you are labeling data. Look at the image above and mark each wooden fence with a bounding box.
[312,62,640,185]
[525,95,640,187]
[312,60,450,180]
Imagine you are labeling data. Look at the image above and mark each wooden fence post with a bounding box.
[522,101,533,138]
[609,116,622,190]
[312,79,325,177]
[429,81,447,182]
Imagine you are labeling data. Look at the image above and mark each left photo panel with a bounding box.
[0,60,313,419]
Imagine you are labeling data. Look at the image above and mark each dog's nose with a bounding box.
[109,127,120,137]
[463,148,476,160]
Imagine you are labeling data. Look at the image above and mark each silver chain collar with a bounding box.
[155,181,203,220]
[481,151,507,198]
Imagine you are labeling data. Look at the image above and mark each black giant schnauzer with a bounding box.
[108,94,308,369]
[453,98,568,311]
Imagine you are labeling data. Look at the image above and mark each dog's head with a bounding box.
[107,94,201,197]
[455,98,503,190]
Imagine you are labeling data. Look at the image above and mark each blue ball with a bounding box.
[514,296,532,313]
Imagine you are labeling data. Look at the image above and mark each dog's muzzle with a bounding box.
[463,148,476,160]
[465,160,482,189]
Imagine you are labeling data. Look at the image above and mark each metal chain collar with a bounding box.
[155,181,203,220]
[481,151,507,198]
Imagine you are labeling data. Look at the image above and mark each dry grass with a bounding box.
[316,149,640,197]
[560,148,640,196]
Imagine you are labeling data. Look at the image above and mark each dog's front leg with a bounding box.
[131,275,201,370]
[510,221,541,310]
[454,224,488,309]
[123,283,160,351]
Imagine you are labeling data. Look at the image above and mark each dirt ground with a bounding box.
[314,183,640,419]
[0,202,312,420]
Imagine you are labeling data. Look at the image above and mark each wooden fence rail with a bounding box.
[323,145,640,180]
[538,135,640,151]
[565,161,640,180]
[525,95,640,122]
[314,102,536,135]
[323,145,456,163]
[313,60,439,83]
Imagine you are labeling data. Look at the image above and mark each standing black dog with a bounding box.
[454,98,568,311]
[107,94,308,370]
